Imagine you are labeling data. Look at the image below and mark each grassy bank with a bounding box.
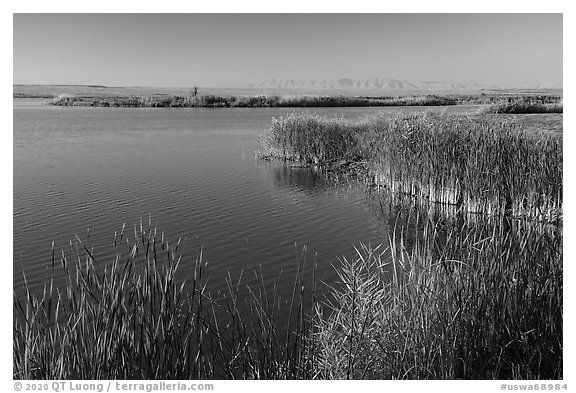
[39,92,563,110]
[483,99,563,114]
[48,94,460,108]
[260,112,562,222]
[14,212,562,379]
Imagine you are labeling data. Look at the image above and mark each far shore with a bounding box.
[16,93,563,110]
[13,84,562,109]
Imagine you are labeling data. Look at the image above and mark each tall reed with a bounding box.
[13,221,211,379]
[483,99,563,114]
[261,113,368,164]
[261,111,562,222]
[313,212,562,379]
[14,210,562,379]
[49,94,460,108]
[13,220,316,379]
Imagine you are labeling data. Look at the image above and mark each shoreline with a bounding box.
[14,91,563,109]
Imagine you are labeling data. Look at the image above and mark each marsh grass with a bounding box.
[49,93,564,111]
[13,210,562,380]
[48,94,459,108]
[313,213,562,379]
[200,246,316,379]
[261,111,562,222]
[13,220,315,380]
[13,221,210,379]
[260,113,368,164]
[365,112,562,221]
[484,99,563,114]
[50,95,197,108]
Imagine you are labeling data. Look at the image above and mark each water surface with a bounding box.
[14,101,485,302]
[14,102,393,298]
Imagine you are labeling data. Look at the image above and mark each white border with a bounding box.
[3,4,572,393]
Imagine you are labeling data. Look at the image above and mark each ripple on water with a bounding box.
[13,105,392,301]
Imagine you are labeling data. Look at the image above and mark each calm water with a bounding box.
[13,102,377,298]
[13,101,479,301]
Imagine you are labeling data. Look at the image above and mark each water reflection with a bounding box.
[270,163,328,195]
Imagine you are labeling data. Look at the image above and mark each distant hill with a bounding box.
[14,78,563,100]
[247,78,496,91]
[246,77,562,93]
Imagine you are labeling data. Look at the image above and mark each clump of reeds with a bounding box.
[13,220,316,380]
[261,113,368,165]
[483,98,563,114]
[365,112,562,220]
[261,111,562,222]
[13,220,212,379]
[313,213,563,379]
[49,95,198,108]
[48,94,463,108]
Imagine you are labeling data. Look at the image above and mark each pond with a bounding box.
[13,101,487,299]
[14,103,396,298]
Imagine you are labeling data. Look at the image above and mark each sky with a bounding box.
[13,13,563,88]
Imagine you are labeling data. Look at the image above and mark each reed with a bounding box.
[50,95,197,108]
[483,99,563,114]
[276,95,458,107]
[261,113,369,164]
[13,209,562,379]
[49,93,565,110]
[13,221,210,379]
[313,212,562,379]
[48,94,460,108]
[261,111,562,222]
[13,220,315,379]
[368,112,562,220]
[199,246,316,379]
[484,96,563,114]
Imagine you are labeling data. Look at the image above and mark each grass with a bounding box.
[13,222,209,379]
[50,95,197,108]
[313,211,562,379]
[42,92,562,110]
[259,113,367,164]
[483,98,563,114]
[14,211,562,379]
[13,220,315,379]
[261,111,562,222]
[48,94,459,108]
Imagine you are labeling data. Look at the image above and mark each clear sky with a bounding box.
[13,13,563,88]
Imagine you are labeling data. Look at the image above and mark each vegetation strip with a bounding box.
[48,94,460,108]
[44,94,562,110]
[260,111,562,222]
